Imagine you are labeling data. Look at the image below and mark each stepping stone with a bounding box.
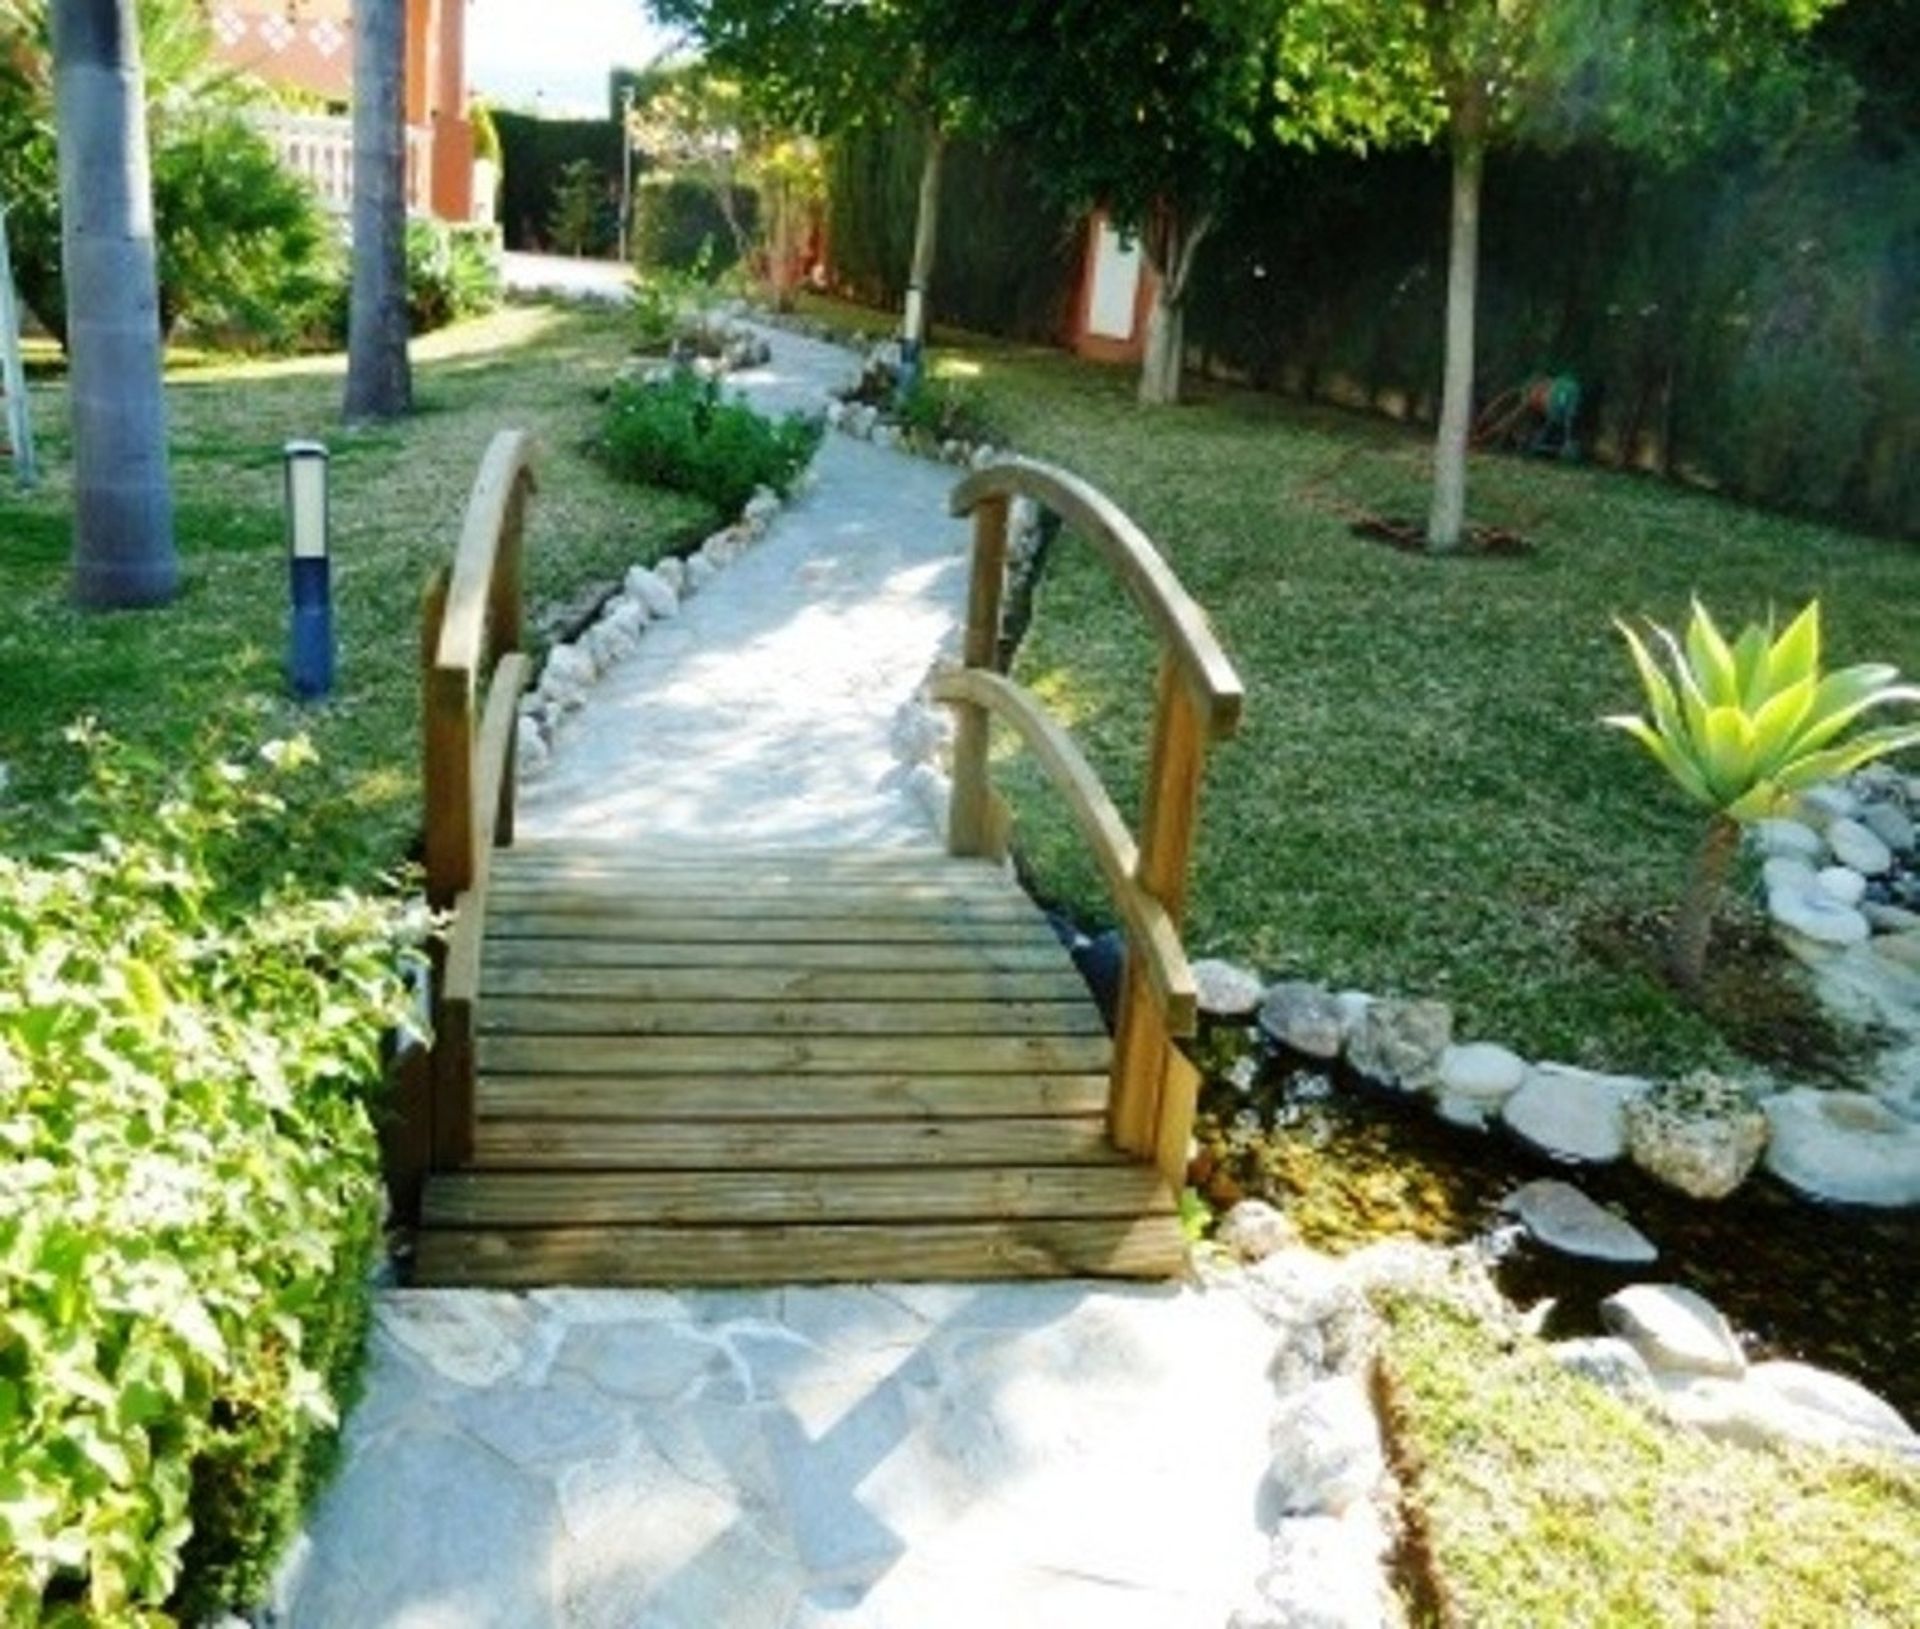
[1503,1179,1657,1264]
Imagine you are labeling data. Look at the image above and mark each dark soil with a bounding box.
[1349,512,1534,557]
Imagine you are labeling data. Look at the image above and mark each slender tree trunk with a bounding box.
[344,0,410,421]
[52,0,176,609]
[1670,813,1740,991]
[1428,104,1486,551]
[902,124,945,350]
[1138,210,1211,407]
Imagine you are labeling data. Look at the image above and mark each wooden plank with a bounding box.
[478,998,1106,1039]
[482,940,1076,974]
[476,1071,1113,1121]
[484,913,1063,946]
[474,652,530,857]
[420,566,472,907]
[481,889,1042,922]
[422,1165,1175,1228]
[478,1033,1113,1077]
[471,1114,1123,1170]
[414,1216,1188,1286]
[480,965,1092,1004]
[948,492,1010,856]
[494,850,1001,878]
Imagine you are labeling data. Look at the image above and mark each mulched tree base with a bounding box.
[1350,513,1534,557]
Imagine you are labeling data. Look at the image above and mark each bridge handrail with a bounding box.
[941,457,1244,1181]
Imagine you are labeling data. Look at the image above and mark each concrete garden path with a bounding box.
[277,326,1319,1627]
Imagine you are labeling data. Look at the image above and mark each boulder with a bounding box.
[1744,1360,1917,1453]
[1762,1088,1920,1207]
[1600,1283,1745,1378]
[1622,1071,1769,1200]
[1814,865,1868,907]
[1345,998,1453,1092]
[1194,958,1265,1020]
[1751,817,1825,862]
[1266,1377,1384,1517]
[1654,1365,1918,1457]
[1216,1199,1297,1263]
[1501,1063,1648,1163]
[1503,1179,1657,1264]
[1258,981,1344,1061]
[1862,800,1916,854]
[1437,1042,1527,1104]
[1828,817,1894,877]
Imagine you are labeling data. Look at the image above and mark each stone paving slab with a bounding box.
[519,324,968,851]
[281,1283,1279,1628]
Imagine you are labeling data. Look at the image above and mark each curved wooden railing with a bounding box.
[930,457,1244,1183]
[421,429,537,1168]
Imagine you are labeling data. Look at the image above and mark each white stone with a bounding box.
[1862,800,1916,853]
[1864,902,1920,934]
[1195,958,1265,1019]
[1551,1336,1657,1396]
[1798,783,1862,826]
[1235,1512,1393,1629]
[1654,1367,1918,1458]
[1814,865,1868,906]
[969,443,999,470]
[653,555,688,595]
[1504,1179,1658,1263]
[1258,981,1343,1060]
[683,554,718,594]
[1767,885,1870,947]
[1761,855,1818,895]
[544,641,594,688]
[517,731,551,778]
[1435,1093,1495,1131]
[1622,1071,1769,1200]
[1331,991,1373,1042]
[1216,1199,1297,1263]
[1745,1360,1917,1451]
[1501,1063,1648,1163]
[1763,1087,1920,1207]
[1265,1377,1384,1517]
[624,566,680,619]
[1752,817,1825,861]
[872,423,900,451]
[1828,816,1894,876]
[1345,998,1452,1092]
[1600,1284,1745,1378]
[1873,932,1920,974]
[1436,1042,1527,1103]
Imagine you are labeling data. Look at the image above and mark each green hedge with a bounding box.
[632,174,759,276]
[0,729,415,1625]
[493,111,622,255]
[825,121,1079,343]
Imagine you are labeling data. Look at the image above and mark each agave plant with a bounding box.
[1606,598,1920,989]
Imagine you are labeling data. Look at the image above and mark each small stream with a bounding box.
[1193,1049,1920,1422]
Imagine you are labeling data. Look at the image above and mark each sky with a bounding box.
[470,0,679,117]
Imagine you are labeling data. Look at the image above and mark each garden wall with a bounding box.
[825,124,1920,539]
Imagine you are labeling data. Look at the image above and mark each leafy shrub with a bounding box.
[632,172,758,276]
[631,253,720,354]
[405,221,505,334]
[599,369,820,513]
[897,373,997,447]
[0,726,417,1625]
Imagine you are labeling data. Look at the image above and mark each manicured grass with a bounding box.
[1378,1294,1920,1627]
[0,305,712,883]
[796,294,1920,1076]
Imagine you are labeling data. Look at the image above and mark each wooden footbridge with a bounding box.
[402,432,1243,1286]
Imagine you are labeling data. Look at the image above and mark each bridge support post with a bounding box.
[948,494,1009,857]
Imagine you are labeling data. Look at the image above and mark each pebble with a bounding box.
[1436,1042,1527,1103]
[1501,1063,1647,1163]
[1814,865,1868,906]
[1828,817,1894,877]
[1860,801,1915,854]
[1752,817,1825,862]
[1504,1178,1658,1263]
[1195,958,1266,1020]
[1258,981,1344,1061]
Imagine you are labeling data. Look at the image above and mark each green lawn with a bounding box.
[793,294,1920,1077]
[1379,1295,1920,1627]
[0,305,711,884]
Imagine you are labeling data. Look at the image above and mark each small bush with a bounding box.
[897,373,997,447]
[406,221,505,334]
[0,726,417,1625]
[598,369,820,513]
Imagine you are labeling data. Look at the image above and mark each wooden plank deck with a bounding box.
[413,843,1187,1286]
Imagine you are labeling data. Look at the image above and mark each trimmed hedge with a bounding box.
[632,174,759,276]
[494,111,622,255]
[0,729,415,1625]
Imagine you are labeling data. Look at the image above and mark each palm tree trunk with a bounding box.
[1670,813,1740,991]
[1428,103,1486,552]
[52,0,176,609]
[344,0,411,422]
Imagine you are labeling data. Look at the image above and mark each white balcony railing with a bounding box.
[253,112,430,215]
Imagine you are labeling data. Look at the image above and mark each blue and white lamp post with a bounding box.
[285,440,334,701]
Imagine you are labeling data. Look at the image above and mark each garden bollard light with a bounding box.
[285,440,334,701]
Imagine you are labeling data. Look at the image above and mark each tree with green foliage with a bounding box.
[547,156,605,256]
[1275,0,1850,549]
[653,0,975,363]
[49,0,176,608]
[949,0,1301,405]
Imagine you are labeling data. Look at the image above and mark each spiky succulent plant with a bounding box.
[1607,599,1919,986]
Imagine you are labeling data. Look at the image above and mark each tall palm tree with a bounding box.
[343,0,411,421]
[51,0,176,608]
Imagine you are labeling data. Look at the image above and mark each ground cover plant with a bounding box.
[0,725,414,1624]
[0,304,714,876]
[1376,1293,1920,1627]
[783,294,1920,1075]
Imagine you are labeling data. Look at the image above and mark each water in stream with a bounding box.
[1194,1056,1920,1422]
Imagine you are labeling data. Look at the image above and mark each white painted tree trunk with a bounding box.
[1428,124,1485,551]
[52,0,176,608]
[344,0,411,421]
[902,126,945,348]
[1137,211,1210,407]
